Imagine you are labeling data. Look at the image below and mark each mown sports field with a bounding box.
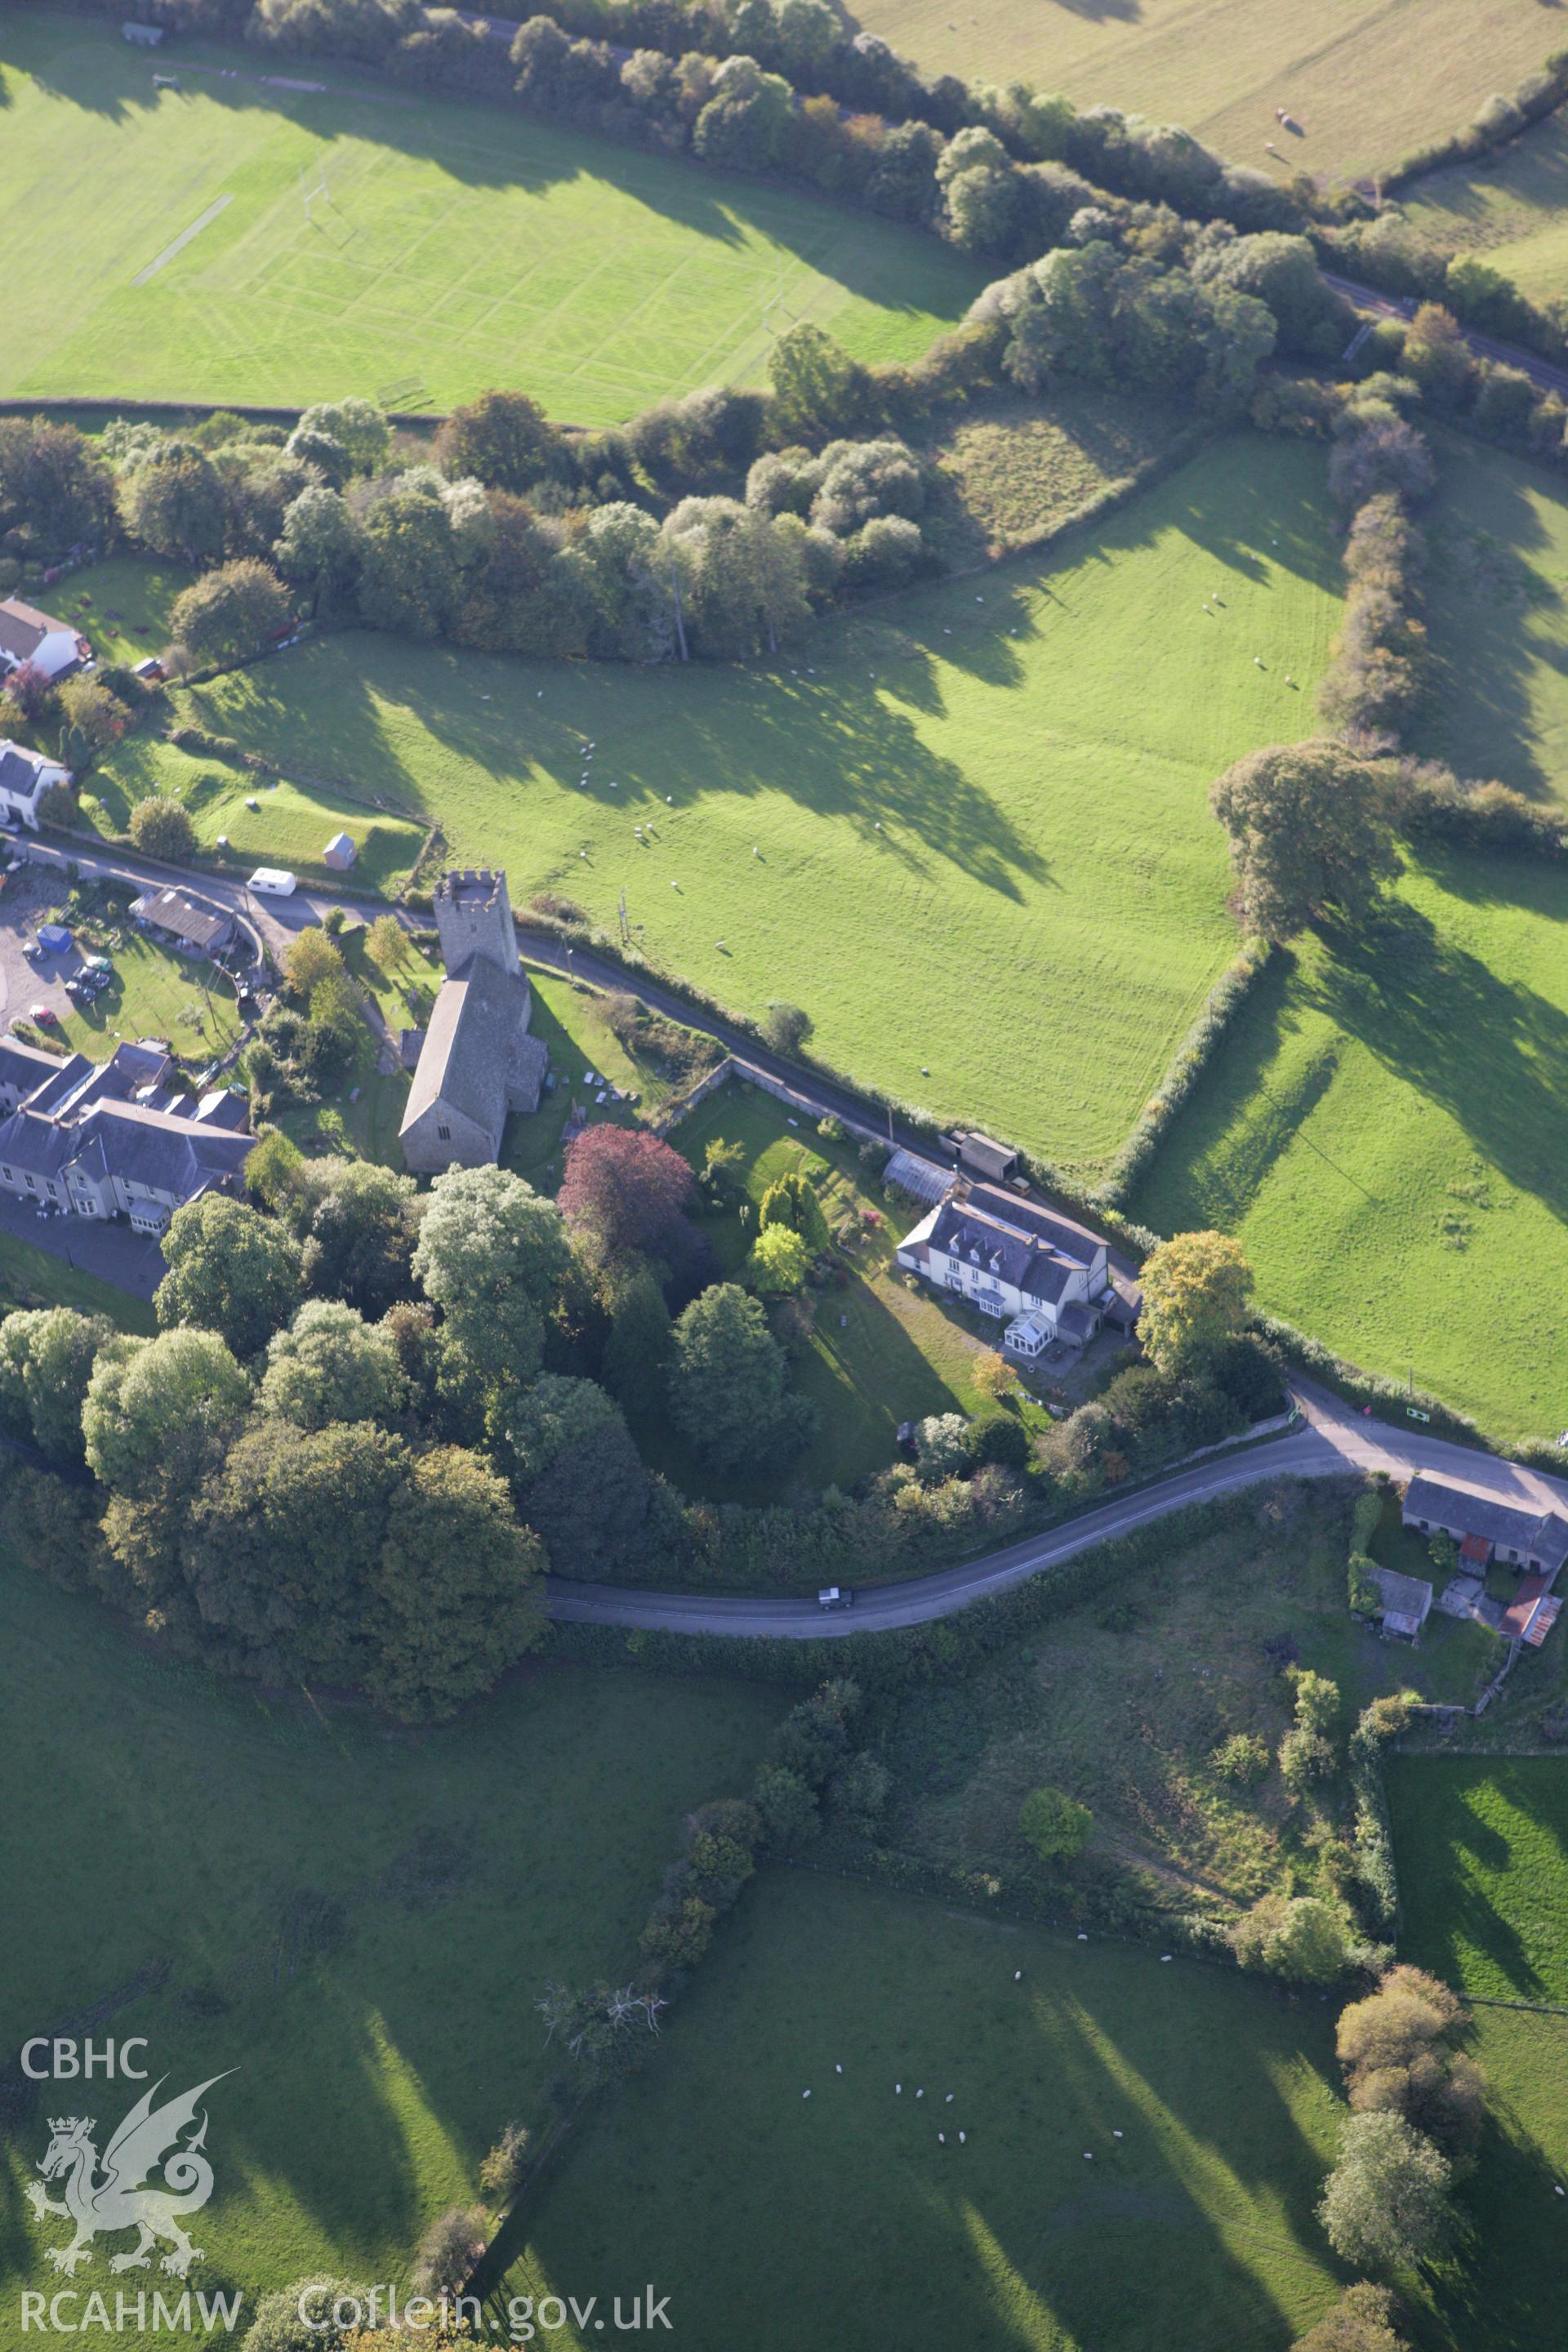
[1130,849,1568,1449]
[94,434,1343,1182]
[0,15,981,420]
[844,0,1554,184]
[0,1554,778,2341]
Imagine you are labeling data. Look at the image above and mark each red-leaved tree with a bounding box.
[558,1125,695,1263]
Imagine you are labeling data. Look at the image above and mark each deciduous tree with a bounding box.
[1317,2110,1453,2270]
[364,1444,546,1718]
[1138,1230,1254,1374]
[170,558,291,664]
[1019,1784,1094,1860]
[157,1196,302,1358]
[1210,743,1399,940]
[127,795,197,863]
[668,1282,813,1472]
[82,1326,251,1499]
[259,1299,408,1431]
[558,1125,695,1263]
[412,1165,572,1384]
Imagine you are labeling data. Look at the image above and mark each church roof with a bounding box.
[400,955,531,1148]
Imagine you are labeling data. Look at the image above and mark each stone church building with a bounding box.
[399,870,548,1173]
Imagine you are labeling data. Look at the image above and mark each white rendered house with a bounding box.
[897,1180,1134,1355]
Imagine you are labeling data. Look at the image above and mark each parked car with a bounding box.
[30,1005,57,1026]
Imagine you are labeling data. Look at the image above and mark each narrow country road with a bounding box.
[546,1383,1568,1638]
[1324,271,1568,402]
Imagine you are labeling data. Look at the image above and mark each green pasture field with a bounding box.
[1387,1755,1568,2007]
[1414,436,1568,807]
[883,1479,1495,1923]
[0,15,982,421]
[493,1865,1568,2352]
[1403,113,1568,303]
[0,1553,779,2341]
[1131,851,1568,1448]
[495,1872,1348,2352]
[844,0,1551,184]
[154,434,1343,1182]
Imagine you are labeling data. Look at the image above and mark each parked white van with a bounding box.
[249,867,297,897]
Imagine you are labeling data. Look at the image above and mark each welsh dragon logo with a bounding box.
[28,2074,232,2278]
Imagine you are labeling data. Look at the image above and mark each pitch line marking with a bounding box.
[133,194,234,286]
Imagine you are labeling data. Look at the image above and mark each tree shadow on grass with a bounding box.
[1304,892,1568,1224]
[1416,440,1561,801]
[220,624,1054,905]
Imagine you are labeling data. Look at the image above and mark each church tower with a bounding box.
[432,869,520,979]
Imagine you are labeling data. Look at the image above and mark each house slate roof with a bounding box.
[0,1037,69,1096]
[0,599,70,664]
[0,1042,248,1200]
[928,1182,1103,1302]
[1403,1472,1568,1572]
[0,744,52,800]
[400,954,530,1146]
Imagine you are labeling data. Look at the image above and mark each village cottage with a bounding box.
[0,597,91,684]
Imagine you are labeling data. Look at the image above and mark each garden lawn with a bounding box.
[1386,1755,1568,2007]
[651,1081,1046,1499]
[0,16,982,421]
[0,1556,779,2339]
[169,434,1343,1183]
[39,554,186,672]
[1405,113,1568,304]
[0,1230,155,1331]
[845,0,1550,182]
[1130,850,1568,1449]
[54,927,243,1066]
[497,1869,1352,2352]
[1414,436,1568,808]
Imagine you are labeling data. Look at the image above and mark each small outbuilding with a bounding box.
[1369,1565,1433,1643]
[322,831,357,871]
[130,887,235,957]
[945,1129,1021,1185]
